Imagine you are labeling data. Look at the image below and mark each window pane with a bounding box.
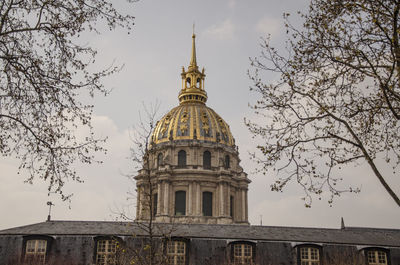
[178,150,186,167]
[230,196,234,217]
[300,248,308,259]
[175,191,186,216]
[26,240,36,253]
[202,192,213,216]
[98,240,106,252]
[37,240,47,253]
[157,153,163,167]
[176,241,185,254]
[203,151,211,169]
[225,155,230,168]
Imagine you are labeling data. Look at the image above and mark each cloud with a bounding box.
[255,16,281,38]
[228,0,236,9]
[203,19,235,41]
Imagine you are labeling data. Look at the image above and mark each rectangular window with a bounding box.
[167,241,186,265]
[300,247,320,265]
[175,191,186,216]
[202,192,213,216]
[96,240,117,265]
[25,239,47,264]
[230,196,234,218]
[368,250,387,265]
[233,243,253,264]
[153,193,158,217]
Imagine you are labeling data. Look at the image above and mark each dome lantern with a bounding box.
[179,33,207,104]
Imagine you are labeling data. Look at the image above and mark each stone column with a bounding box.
[137,185,141,219]
[157,182,162,215]
[242,189,246,221]
[196,182,201,216]
[219,183,225,216]
[227,184,231,218]
[245,189,248,222]
[188,182,193,215]
[163,181,170,216]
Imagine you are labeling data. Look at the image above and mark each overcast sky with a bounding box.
[1,0,400,230]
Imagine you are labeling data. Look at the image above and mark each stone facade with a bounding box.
[135,140,249,224]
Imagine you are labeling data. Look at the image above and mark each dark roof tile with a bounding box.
[0,221,399,247]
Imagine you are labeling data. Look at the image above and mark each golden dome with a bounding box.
[152,103,235,146]
[151,34,235,147]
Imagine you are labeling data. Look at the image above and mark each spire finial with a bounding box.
[47,201,55,221]
[190,24,197,69]
[179,31,207,104]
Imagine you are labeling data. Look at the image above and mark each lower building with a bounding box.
[0,220,399,265]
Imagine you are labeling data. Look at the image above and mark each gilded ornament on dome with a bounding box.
[179,110,189,134]
[160,114,171,136]
[217,117,228,140]
[201,111,210,135]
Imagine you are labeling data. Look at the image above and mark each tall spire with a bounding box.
[179,32,207,105]
[189,32,197,70]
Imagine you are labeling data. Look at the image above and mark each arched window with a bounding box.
[297,245,321,265]
[157,153,163,168]
[178,150,186,167]
[202,192,213,216]
[230,242,255,265]
[203,151,211,169]
[366,248,389,265]
[175,191,186,216]
[167,240,187,265]
[225,155,230,169]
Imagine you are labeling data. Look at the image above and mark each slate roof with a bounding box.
[0,221,399,247]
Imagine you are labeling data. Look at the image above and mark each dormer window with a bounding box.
[230,242,255,264]
[23,236,53,265]
[25,239,47,264]
[298,245,321,265]
[95,238,119,265]
[167,240,187,265]
[366,249,389,265]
